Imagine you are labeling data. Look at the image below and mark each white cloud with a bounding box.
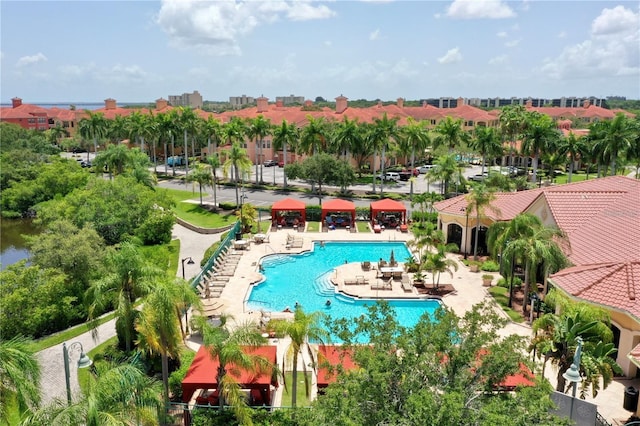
[539,5,639,80]
[557,31,566,39]
[370,29,381,41]
[496,31,507,38]
[445,0,516,19]
[504,38,521,48]
[324,40,332,47]
[489,54,508,65]
[16,53,47,67]
[156,0,335,55]
[437,47,462,64]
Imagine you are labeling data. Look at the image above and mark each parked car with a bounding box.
[80,161,92,168]
[376,172,400,182]
[398,168,420,181]
[418,165,436,174]
[470,173,488,182]
[167,156,185,167]
[263,159,278,167]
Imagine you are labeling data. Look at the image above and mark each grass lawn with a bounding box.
[173,201,237,228]
[28,313,116,353]
[488,286,524,323]
[306,222,320,232]
[356,221,371,233]
[281,372,312,407]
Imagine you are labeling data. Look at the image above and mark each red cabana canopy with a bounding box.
[370,198,406,226]
[271,198,306,223]
[321,199,356,225]
[317,345,359,388]
[181,345,278,403]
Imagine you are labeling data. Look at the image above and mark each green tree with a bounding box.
[93,143,133,178]
[0,336,41,423]
[423,245,458,291]
[22,360,162,426]
[247,115,272,184]
[521,112,561,183]
[206,154,222,207]
[399,118,431,198]
[177,107,200,175]
[272,305,328,407]
[434,116,469,154]
[186,163,213,206]
[498,105,527,168]
[285,153,345,205]
[469,126,502,175]
[222,142,252,206]
[370,113,400,195]
[194,316,272,425]
[432,154,460,196]
[465,183,499,260]
[530,295,621,396]
[136,278,202,407]
[272,119,299,188]
[78,111,107,160]
[86,241,164,352]
[557,132,585,183]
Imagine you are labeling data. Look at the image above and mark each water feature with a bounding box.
[1,219,38,269]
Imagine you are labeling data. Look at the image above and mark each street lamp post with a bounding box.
[63,341,92,405]
[239,186,248,238]
[562,337,583,422]
[181,257,195,280]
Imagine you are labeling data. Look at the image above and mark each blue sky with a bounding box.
[1,0,639,103]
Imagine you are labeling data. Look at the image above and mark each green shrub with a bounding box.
[480,260,500,272]
[219,201,237,210]
[169,350,196,400]
[497,276,522,288]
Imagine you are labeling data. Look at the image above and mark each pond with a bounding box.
[1,219,39,270]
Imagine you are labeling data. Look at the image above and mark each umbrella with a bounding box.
[390,250,396,265]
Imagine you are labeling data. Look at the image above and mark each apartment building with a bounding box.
[275,94,305,105]
[229,95,255,109]
[168,91,203,109]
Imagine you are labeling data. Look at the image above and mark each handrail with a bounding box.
[190,221,241,290]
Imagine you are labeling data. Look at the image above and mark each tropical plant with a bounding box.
[431,154,460,196]
[469,126,502,176]
[399,117,431,197]
[186,163,213,206]
[370,113,400,195]
[78,111,107,160]
[0,335,41,423]
[590,113,637,176]
[498,104,527,168]
[520,112,561,183]
[206,154,221,207]
[433,116,469,153]
[271,305,328,407]
[423,245,458,291]
[247,115,272,184]
[465,183,500,260]
[556,132,585,183]
[177,107,200,175]
[272,119,299,188]
[221,142,252,206]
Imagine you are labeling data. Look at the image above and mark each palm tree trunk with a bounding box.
[259,139,264,183]
[164,143,168,175]
[292,352,299,407]
[161,352,170,408]
[523,263,531,314]
[532,154,539,183]
[171,136,176,177]
[183,130,189,176]
[255,140,260,184]
[380,147,386,196]
[283,143,288,188]
[473,213,480,261]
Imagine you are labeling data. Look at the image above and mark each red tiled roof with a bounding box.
[550,261,640,320]
[434,188,545,221]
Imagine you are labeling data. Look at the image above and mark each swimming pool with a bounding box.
[247,241,442,328]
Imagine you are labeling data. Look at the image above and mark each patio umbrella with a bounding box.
[390,250,395,265]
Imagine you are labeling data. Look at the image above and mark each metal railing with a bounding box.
[190,221,241,290]
[595,411,612,426]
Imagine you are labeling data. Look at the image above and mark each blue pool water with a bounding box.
[247,241,441,328]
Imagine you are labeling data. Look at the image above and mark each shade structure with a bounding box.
[370,198,406,226]
[181,345,278,403]
[272,198,306,225]
[317,345,359,389]
[321,199,356,227]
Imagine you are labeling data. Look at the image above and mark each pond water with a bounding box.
[1,219,38,270]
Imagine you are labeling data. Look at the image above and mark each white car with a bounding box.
[418,165,435,174]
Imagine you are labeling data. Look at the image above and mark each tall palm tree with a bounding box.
[432,154,460,196]
[400,118,431,198]
[106,114,128,145]
[22,361,162,426]
[333,116,361,162]
[78,111,107,160]
[136,277,202,407]
[206,154,221,207]
[521,112,561,183]
[433,116,469,154]
[594,113,636,175]
[186,163,213,205]
[200,116,224,166]
[370,113,400,195]
[557,132,585,183]
[93,143,133,178]
[469,126,501,176]
[272,305,328,407]
[177,107,200,175]
[247,115,272,184]
[498,104,527,168]
[0,335,41,423]
[194,315,273,424]
[222,142,252,206]
[272,119,299,188]
[86,241,163,352]
[424,245,458,291]
[465,183,499,260]
[299,115,328,156]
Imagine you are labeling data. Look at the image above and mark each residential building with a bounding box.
[0,97,50,131]
[275,94,305,105]
[229,95,255,109]
[168,91,203,109]
[433,176,640,378]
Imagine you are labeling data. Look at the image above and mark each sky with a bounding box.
[1,0,639,103]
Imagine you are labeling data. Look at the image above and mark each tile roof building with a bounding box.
[433,176,640,377]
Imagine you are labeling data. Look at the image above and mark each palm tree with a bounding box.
[247,115,272,184]
[93,143,132,178]
[272,305,328,407]
[194,315,273,424]
[469,126,501,176]
[22,360,162,426]
[530,298,620,395]
[595,113,636,175]
[424,245,458,291]
[78,111,107,160]
[272,119,299,188]
[465,183,499,260]
[400,118,431,198]
[136,277,201,407]
[206,154,221,207]
[222,142,252,206]
[557,132,585,183]
[370,113,400,195]
[432,154,460,196]
[86,241,163,352]
[299,115,328,156]
[332,116,360,161]
[200,116,224,166]
[498,104,527,168]
[433,116,469,154]
[0,336,41,423]
[186,163,213,206]
[521,112,561,183]
[177,107,200,175]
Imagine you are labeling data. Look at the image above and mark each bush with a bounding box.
[480,260,500,272]
[497,276,522,288]
[219,201,237,210]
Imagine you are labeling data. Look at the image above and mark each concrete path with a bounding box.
[37,223,220,405]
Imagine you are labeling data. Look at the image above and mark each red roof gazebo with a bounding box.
[317,345,359,389]
[370,198,407,226]
[181,345,278,404]
[271,198,306,226]
[321,199,356,227]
